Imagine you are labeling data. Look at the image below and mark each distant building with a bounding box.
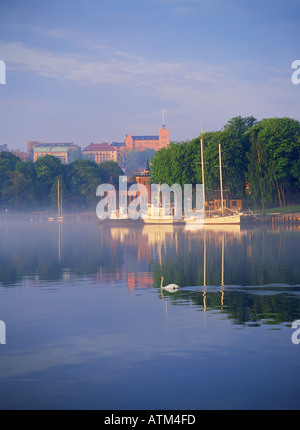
[111,142,126,166]
[82,143,117,164]
[134,160,151,209]
[27,141,43,152]
[125,124,169,152]
[11,150,29,162]
[27,141,44,160]
[0,144,9,152]
[135,159,151,201]
[32,142,81,164]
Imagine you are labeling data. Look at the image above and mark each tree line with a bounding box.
[1,116,299,212]
[151,116,300,212]
[0,153,123,211]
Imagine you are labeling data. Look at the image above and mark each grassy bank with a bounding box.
[252,204,300,216]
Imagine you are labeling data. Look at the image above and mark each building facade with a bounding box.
[124,125,169,152]
[82,143,117,164]
[32,143,81,164]
[135,159,151,204]
[0,144,9,152]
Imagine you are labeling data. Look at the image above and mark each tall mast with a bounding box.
[161,106,166,127]
[57,179,60,216]
[219,142,224,215]
[60,185,62,216]
[200,132,205,212]
[57,178,62,217]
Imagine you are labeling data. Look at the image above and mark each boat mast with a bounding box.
[219,142,224,215]
[57,178,62,217]
[57,179,60,216]
[200,132,206,212]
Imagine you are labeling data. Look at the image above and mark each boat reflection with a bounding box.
[0,219,299,327]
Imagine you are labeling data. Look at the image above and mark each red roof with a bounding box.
[83,143,116,152]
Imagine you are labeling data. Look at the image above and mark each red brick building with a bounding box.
[135,159,151,203]
[125,125,169,152]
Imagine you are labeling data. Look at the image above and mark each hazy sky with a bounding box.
[0,0,299,150]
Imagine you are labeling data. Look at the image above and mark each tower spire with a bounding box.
[161,107,166,128]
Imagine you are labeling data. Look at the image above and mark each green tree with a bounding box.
[246,130,273,212]
[291,153,300,189]
[246,117,300,208]
[124,149,155,175]
[69,159,102,209]
[220,116,257,199]
[151,116,257,205]
[98,161,124,188]
[34,155,64,206]
[16,160,37,205]
[2,170,35,208]
[0,152,21,202]
[151,146,172,185]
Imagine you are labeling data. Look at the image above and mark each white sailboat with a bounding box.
[143,204,184,224]
[184,139,241,226]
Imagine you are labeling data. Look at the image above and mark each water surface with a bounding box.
[0,217,299,410]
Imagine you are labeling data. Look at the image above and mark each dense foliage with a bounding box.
[1,115,300,212]
[151,116,300,211]
[124,148,155,174]
[0,153,123,211]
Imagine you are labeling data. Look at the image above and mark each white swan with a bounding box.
[160,276,180,292]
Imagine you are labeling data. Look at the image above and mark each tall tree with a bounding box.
[151,116,257,204]
[98,161,124,188]
[246,117,300,207]
[0,152,21,202]
[34,155,64,206]
[246,130,273,212]
[124,149,155,175]
[2,170,35,208]
[69,159,102,208]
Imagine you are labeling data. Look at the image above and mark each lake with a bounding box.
[0,216,300,410]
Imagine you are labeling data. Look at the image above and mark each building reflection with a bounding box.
[96,222,246,298]
[0,218,299,326]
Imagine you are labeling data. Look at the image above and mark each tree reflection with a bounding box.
[0,219,299,326]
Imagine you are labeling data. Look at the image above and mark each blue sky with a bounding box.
[0,0,299,150]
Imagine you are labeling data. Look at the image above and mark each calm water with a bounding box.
[0,216,300,410]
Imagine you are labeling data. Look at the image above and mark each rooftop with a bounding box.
[112,142,126,147]
[33,142,75,148]
[33,146,70,153]
[83,143,117,152]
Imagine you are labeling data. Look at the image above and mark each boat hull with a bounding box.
[185,214,241,225]
[143,217,184,225]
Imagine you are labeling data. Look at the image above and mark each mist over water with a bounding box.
[0,218,300,409]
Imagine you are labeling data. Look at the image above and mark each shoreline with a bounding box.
[242,212,300,225]
[0,211,300,226]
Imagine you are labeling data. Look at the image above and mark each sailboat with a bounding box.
[184,139,241,226]
[143,204,185,224]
